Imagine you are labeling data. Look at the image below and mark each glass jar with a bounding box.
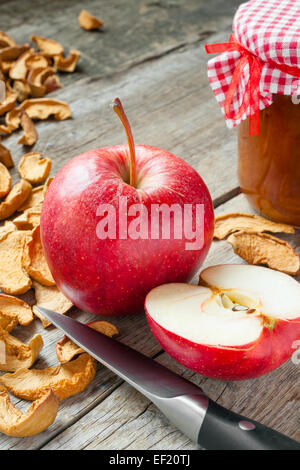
[238,94,300,227]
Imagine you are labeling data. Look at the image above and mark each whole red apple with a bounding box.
[145,264,300,380]
[41,99,214,316]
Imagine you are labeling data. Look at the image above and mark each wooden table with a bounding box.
[0,0,299,450]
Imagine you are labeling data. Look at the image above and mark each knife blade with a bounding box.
[36,307,300,450]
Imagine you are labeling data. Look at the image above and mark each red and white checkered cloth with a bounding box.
[206,0,300,129]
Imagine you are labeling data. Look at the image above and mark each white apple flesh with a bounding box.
[145,264,300,380]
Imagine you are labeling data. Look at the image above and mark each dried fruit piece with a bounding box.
[0,89,17,116]
[18,184,44,211]
[0,230,32,294]
[0,312,18,333]
[43,177,53,196]
[44,74,62,94]
[27,67,61,98]
[0,124,13,135]
[31,35,64,57]
[214,212,295,240]
[0,162,11,198]
[0,386,58,437]
[0,44,30,73]
[13,205,41,230]
[0,221,16,239]
[0,32,17,49]
[12,79,31,102]
[53,49,80,72]
[227,231,300,276]
[0,353,97,401]
[26,225,55,286]
[78,10,103,30]
[0,294,33,331]
[9,49,33,80]
[57,321,118,363]
[5,107,20,131]
[0,140,13,167]
[32,281,73,328]
[25,53,50,70]
[0,179,32,220]
[18,111,38,146]
[0,326,43,371]
[6,98,72,129]
[18,152,51,183]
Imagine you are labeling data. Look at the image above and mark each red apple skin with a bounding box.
[145,311,300,380]
[41,145,214,316]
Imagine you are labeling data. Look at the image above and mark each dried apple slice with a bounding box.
[31,35,64,57]
[43,74,62,94]
[21,98,71,120]
[0,326,43,372]
[0,124,13,135]
[18,111,38,146]
[18,184,44,211]
[53,49,80,72]
[27,66,61,98]
[0,162,11,198]
[0,89,17,116]
[0,221,16,238]
[25,53,50,70]
[0,386,58,437]
[26,224,55,286]
[0,353,97,401]
[0,294,33,331]
[57,321,118,363]
[0,179,32,220]
[6,98,72,129]
[32,281,73,328]
[9,49,33,80]
[18,152,51,184]
[12,78,31,102]
[78,10,104,30]
[43,177,53,196]
[13,205,41,230]
[0,312,18,333]
[0,32,17,49]
[0,140,13,167]
[5,107,20,131]
[214,212,295,240]
[227,231,300,275]
[0,230,32,294]
[0,44,30,72]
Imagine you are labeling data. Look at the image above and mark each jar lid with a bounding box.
[205,0,300,133]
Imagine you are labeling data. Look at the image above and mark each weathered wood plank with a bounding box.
[41,194,300,450]
[0,0,241,85]
[1,29,238,203]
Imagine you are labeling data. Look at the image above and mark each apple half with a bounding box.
[145,264,300,380]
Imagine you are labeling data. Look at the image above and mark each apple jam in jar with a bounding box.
[238,94,300,226]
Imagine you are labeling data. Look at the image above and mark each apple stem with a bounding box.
[111,98,136,188]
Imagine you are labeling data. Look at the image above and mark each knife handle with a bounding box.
[198,399,300,450]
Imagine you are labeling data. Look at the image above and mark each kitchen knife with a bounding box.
[36,307,300,450]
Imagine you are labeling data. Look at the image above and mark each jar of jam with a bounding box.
[238,95,300,226]
[205,0,300,227]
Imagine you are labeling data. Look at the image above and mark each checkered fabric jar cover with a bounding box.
[206,0,300,132]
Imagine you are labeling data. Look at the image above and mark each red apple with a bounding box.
[145,264,300,380]
[41,99,214,316]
